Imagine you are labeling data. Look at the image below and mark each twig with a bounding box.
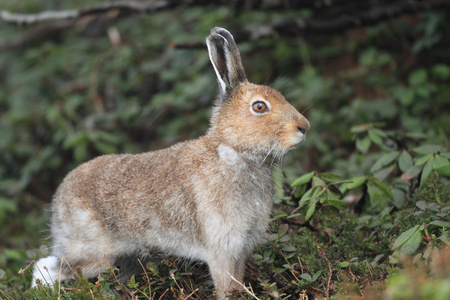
[318,247,332,298]
[227,272,261,300]
[137,259,152,300]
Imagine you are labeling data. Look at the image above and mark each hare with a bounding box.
[31,27,310,299]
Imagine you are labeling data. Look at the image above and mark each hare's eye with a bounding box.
[252,101,268,114]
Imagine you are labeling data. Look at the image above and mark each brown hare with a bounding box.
[31,27,310,299]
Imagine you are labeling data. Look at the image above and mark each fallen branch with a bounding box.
[1,0,449,52]
[0,1,343,25]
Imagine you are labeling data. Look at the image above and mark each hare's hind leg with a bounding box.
[207,255,246,300]
[115,255,150,283]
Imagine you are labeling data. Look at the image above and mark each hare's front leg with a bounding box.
[207,255,246,300]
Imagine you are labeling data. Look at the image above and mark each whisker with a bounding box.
[301,104,314,115]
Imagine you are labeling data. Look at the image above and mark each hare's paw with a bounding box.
[31,256,72,287]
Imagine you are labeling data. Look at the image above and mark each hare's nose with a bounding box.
[297,127,307,134]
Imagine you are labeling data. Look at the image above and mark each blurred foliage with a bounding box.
[0,0,449,299]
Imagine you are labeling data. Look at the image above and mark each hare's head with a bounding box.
[206,27,310,159]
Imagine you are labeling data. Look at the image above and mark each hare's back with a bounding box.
[51,141,206,235]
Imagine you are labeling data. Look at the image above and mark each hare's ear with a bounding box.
[206,27,247,94]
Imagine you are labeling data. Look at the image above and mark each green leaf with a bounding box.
[368,129,384,147]
[278,224,289,237]
[428,220,450,228]
[435,164,450,176]
[347,176,367,189]
[420,159,434,187]
[370,151,400,173]
[291,171,314,187]
[312,271,322,282]
[320,173,343,182]
[356,136,371,153]
[392,189,406,209]
[409,69,427,85]
[305,202,316,221]
[392,225,420,250]
[440,232,450,245]
[325,199,348,210]
[299,187,315,206]
[401,165,423,181]
[416,201,427,211]
[300,273,312,281]
[399,228,423,256]
[374,166,394,181]
[413,144,446,156]
[340,261,350,268]
[433,155,450,173]
[312,176,326,186]
[398,151,413,173]
[351,124,369,133]
[282,245,297,252]
[415,154,432,166]
[294,185,307,198]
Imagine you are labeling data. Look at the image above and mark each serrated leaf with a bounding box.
[392,225,420,250]
[370,151,400,173]
[291,171,314,187]
[420,159,434,187]
[398,151,413,173]
[320,173,343,182]
[435,164,450,176]
[356,136,371,153]
[401,165,423,181]
[347,176,367,189]
[305,202,316,221]
[413,144,446,156]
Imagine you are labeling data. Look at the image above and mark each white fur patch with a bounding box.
[31,256,72,287]
[291,132,305,145]
[217,144,246,169]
